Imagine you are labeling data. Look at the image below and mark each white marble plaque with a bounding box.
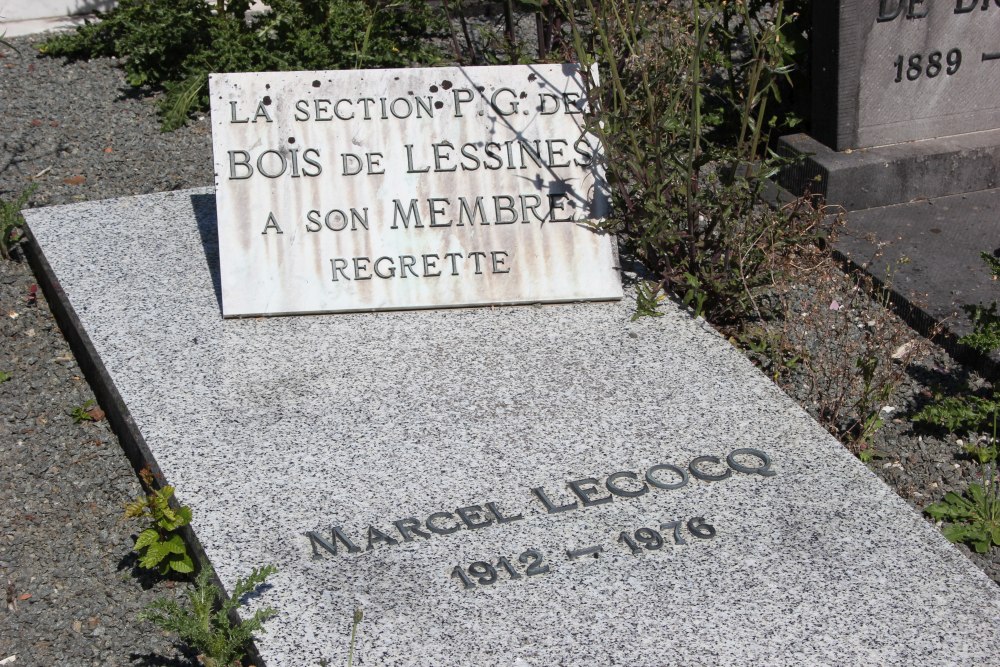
[209,65,621,317]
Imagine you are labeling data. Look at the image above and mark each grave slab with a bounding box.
[24,189,1000,666]
[834,187,1000,376]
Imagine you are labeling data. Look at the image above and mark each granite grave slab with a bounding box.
[24,190,1000,666]
[833,187,1000,376]
[209,65,621,317]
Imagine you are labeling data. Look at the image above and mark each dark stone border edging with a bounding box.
[828,245,1000,382]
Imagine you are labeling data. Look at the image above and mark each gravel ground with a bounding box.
[1,34,211,667]
[1,25,998,667]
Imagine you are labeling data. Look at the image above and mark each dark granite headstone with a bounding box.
[780,0,1000,209]
[813,0,1000,151]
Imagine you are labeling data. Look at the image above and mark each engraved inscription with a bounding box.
[209,66,623,316]
[452,517,717,591]
[304,448,774,561]
[305,449,774,593]
[892,48,962,82]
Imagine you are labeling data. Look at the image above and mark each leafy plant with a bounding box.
[1,184,37,260]
[347,607,364,667]
[125,468,194,575]
[916,255,1000,554]
[916,394,1000,435]
[964,439,999,465]
[0,371,10,384]
[681,273,709,319]
[734,326,800,382]
[925,474,1000,554]
[70,399,97,423]
[41,0,446,130]
[856,443,888,464]
[631,280,665,320]
[851,350,895,446]
[957,253,1000,355]
[140,564,277,667]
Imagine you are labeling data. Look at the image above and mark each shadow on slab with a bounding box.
[129,648,200,667]
[190,192,223,315]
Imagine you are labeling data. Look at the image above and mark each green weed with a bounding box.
[1,185,37,260]
[916,394,1000,435]
[957,253,1000,355]
[963,438,999,465]
[925,470,1000,554]
[914,253,1000,435]
[70,399,97,423]
[915,255,1000,553]
[140,564,277,667]
[125,468,195,575]
[631,281,665,320]
[347,607,363,667]
[0,371,10,384]
[851,350,894,446]
[857,443,888,464]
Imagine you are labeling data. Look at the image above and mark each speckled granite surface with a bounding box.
[24,189,1000,666]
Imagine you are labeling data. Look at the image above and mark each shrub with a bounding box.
[141,564,277,667]
[556,0,818,323]
[41,0,446,130]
